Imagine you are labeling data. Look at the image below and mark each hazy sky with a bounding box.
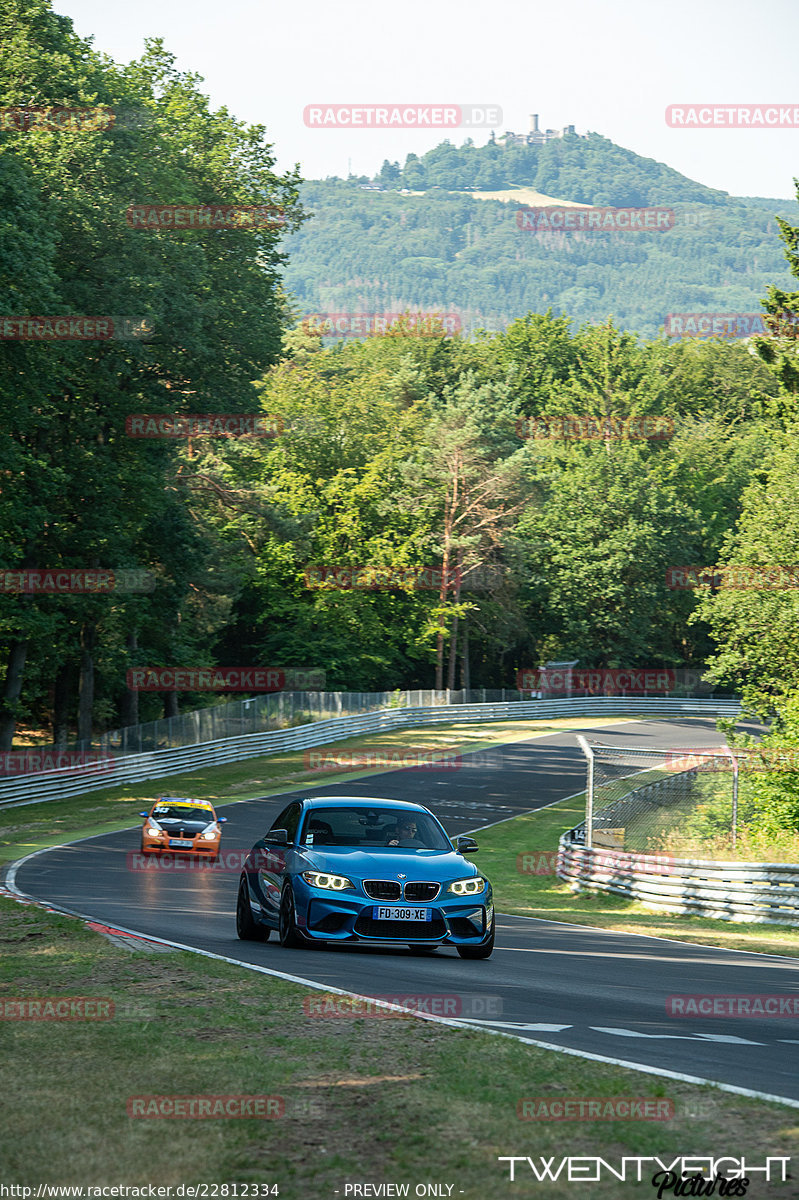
[53,0,799,199]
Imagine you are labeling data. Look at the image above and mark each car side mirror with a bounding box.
[456,835,479,855]
[139,812,149,818]
[265,828,288,845]
[217,817,228,824]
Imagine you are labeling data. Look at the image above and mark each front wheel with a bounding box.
[456,917,495,960]
[278,882,306,948]
[236,876,268,941]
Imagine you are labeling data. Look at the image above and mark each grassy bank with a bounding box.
[1,897,796,1196]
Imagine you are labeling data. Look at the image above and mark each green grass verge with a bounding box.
[1,897,797,1195]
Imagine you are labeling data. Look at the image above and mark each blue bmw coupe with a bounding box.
[235,796,494,958]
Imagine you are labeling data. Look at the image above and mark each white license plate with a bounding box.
[373,907,430,921]
[169,839,194,848]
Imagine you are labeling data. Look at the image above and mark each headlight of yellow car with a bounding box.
[447,877,486,896]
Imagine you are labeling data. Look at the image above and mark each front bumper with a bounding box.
[141,831,221,856]
[296,880,493,944]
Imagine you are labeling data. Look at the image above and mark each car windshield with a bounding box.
[150,805,213,823]
[300,807,451,850]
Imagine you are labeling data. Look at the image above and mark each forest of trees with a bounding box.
[373,132,729,202]
[281,143,799,338]
[3,0,799,763]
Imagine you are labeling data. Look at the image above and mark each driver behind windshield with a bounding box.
[385,818,422,847]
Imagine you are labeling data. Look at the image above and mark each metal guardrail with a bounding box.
[558,750,799,926]
[557,840,799,925]
[0,697,740,809]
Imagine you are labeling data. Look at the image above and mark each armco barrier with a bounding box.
[557,840,799,925]
[0,697,740,809]
[558,751,799,925]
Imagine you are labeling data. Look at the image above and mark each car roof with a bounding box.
[152,797,214,808]
[301,796,433,815]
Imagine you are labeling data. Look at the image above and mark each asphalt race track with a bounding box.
[9,717,799,1104]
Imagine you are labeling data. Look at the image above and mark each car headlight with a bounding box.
[301,871,354,891]
[447,876,486,896]
[147,819,163,834]
[201,825,219,840]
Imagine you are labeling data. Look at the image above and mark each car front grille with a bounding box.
[403,882,440,901]
[363,880,401,900]
[354,915,447,940]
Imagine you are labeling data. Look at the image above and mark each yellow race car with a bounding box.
[139,797,227,859]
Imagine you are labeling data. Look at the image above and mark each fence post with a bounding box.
[722,746,739,851]
[577,734,594,849]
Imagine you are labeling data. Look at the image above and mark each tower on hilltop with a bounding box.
[499,115,581,147]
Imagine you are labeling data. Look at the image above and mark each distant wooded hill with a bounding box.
[281,133,799,338]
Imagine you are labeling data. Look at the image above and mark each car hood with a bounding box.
[295,846,480,882]
[155,818,213,833]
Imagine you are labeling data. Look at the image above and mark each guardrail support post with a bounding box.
[576,734,594,849]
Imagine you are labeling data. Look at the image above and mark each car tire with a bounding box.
[278,882,307,948]
[456,916,495,960]
[236,876,268,941]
